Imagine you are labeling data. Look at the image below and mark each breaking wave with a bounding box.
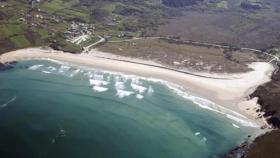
[0,96,16,109]
[89,79,109,86]
[162,83,259,128]
[28,60,259,128]
[136,94,144,100]
[115,82,125,90]
[58,65,70,73]
[116,89,134,98]
[69,69,80,77]
[42,71,51,74]
[28,64,43,70]
[195,132,200,136]
[92,86,108,92]
[131,83,147,94]
[232,123,240,129]
[47,66,57,71]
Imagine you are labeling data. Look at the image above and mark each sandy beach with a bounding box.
[0,47,275,130]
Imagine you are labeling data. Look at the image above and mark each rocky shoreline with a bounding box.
[243,130,280,158]
[223,129,280,158]
[224,63,280,158]
[0,61,17,71]
[222,140,250,158]
[250,68,280,128]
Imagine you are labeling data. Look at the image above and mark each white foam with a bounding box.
[47,66,57,71]
[69,69,80,77]
[115,81,125,90]
[161,82,260,128]
[42,71,51,74]
[136,94,144,100]
[84,71,92,77]
[89,79,109,86]
[41,59,258,128]
[201,137,207,143]
[116,90,134,98]
[115,70,259,128]
[131,77,142,85]
[106,76,111,82]
[28,64,43,70]
[0,96,16,108]
[190,97,223,114]
[115,76,121,82]
[114,75,128,83]
[131,83,147,94]
[58,65,70,73]
[93,74,104,80]
[74,68,257,128]
[232,123,240,129]
[165,84,224,115]
[226,114,258,128]
[231,111,247,119]
[147,86,154,96]
[93,86,108,92]
[39,58,65,65]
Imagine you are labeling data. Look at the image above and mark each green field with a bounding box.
[1,0,279,54]
[10,35,31,48]
[0,0,88,53]
[40,0,79,12]
[0,24,25,38]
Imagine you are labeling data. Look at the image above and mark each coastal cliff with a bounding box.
[224,64,280,158]
[250,68,280,128]
[244,130,280,158]
[241,65,280,158]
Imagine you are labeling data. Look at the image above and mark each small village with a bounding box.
[64,22,95,45]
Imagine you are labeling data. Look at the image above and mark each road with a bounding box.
[85,35,280,63]
[83,35,105,53]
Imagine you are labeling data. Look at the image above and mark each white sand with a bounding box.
[0,47,275,129]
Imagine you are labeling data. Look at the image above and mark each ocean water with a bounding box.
[0,60,257,158]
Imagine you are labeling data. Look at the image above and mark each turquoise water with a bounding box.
[0,60,256,158]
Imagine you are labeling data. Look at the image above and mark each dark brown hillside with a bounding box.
[250,69,280,128]
[244,130,280,158]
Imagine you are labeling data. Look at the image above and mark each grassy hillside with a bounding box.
[1,0,280,54]
[0,0,167,53]
[0,0,90,54]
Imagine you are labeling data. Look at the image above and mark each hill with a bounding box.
[1,0,280,54]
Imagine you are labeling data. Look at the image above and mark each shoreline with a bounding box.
[0,47,275,132]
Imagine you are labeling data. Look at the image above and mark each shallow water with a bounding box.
[0,60,257,158]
